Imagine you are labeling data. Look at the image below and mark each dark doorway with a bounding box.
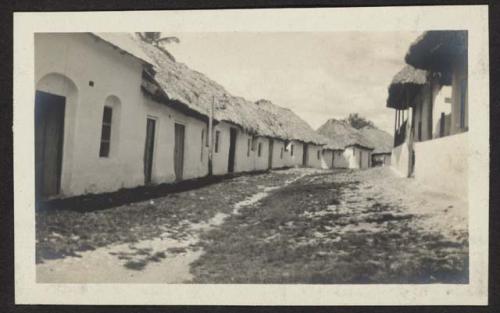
[35,91,66,199]
[331,151,335,169]
[174,123,185,180]
[228,128,237,173]
[268,139,274,169]
[144,118,156,184]
[302,143,308,166]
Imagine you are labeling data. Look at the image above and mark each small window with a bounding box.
[205,127,209,147]
[258,142,262,157]
[215,130,220,153]
[291,144,294,156]
[280,147,284,159]
[99,106,113,157]
[317,150,320,160]
[247,138,251,157]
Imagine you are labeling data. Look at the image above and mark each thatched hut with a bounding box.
[255,99,327,169]
[134,34,329,175]
[385,31,468,197]
[321,131,374,169]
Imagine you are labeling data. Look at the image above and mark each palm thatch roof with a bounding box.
[132,34,281,136]
[405,31,468,72]
[91,33,156,67]
[126,33,325,143]
[318,118,382,151]
[386,65,428,109]
[255,99,328,145]
[357,126,392,154]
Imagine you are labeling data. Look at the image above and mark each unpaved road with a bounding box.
[37,167,468,284]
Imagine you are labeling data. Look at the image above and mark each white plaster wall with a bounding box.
[344,147,371,169]
[414,132,467,198]
[271,139,287,169]
[143,97,209,183]
[211,122,231,176]
[36,33,148,196]
[253,137,270,171]
[233,129,250,173]
[344,147,357,169]
[35,33,211,198]
[391,142,411,177]
[320,150,333,169]
[281,140,299,167]
[333,150,349,168]
[283,141,304,167]
[306,144,323,168]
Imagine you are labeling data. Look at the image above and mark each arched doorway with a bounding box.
[35,73,78,199]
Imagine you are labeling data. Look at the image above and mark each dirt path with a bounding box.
[36,169,312,283]
[37,167,468,284]
[190,167,468,283]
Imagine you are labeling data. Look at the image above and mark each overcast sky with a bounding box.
[165,32,421,133]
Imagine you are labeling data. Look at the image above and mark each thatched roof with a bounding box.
[132,35,282,136]
[91,33,156,67]
[92,33,329,144]
[386,65,428,109]
[405,31,468,72]
[358,126,392,154]
[255,99,328,145]
[318,118,385,151]
[130,34,326,143]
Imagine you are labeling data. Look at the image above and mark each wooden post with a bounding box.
[208,96,214,176]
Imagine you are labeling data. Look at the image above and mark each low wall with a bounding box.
[391,142,411,177]
[414,132,467,198]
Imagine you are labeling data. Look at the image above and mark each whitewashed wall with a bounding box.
[344,147,371,169]
[36,33,149,196]
[414,132,467,198]
[211,122,231,176]
[333,150,349,168]
[280,140,304,167]
[253,136,271,171]
[143,97,209,183]
[391,142,411,177]
[306,144,323,168]
[270,139,287,169]
[321,150,333,169]
[35,33,212,197]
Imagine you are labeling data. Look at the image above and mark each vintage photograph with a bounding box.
[34,30,469,284]
[13,5,489,305]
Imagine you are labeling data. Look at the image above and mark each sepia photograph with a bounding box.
[13,5,489,306]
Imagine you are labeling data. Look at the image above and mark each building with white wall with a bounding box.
[35,32,328,200]
[386,31,468,197]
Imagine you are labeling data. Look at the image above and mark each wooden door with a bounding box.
[35,91,66,199]
[228,128,237,173]
[174,123,185,181]
[268,139,274,169]
[302,143,308,166]
[144,118,156,184]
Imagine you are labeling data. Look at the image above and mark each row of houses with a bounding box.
[36,32,358,200]
[385,31,468,197]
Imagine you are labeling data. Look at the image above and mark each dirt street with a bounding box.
[36,167,468,284]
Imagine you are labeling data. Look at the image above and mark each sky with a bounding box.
[164,32,421,134]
